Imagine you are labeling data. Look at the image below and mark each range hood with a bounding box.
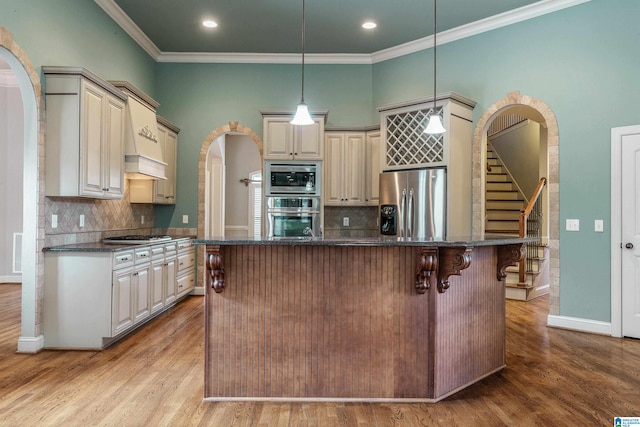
[109,81,166,180]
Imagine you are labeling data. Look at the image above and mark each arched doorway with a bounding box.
[0,28,44,352]
[472,91,559,314]
[196,121,263,290]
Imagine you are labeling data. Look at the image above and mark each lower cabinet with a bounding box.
[176,239,195,298]
[43,239,194,350]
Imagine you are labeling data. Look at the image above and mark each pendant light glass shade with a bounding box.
[291,0,314,126]
[424,0,446,135]
[291,102,314,125]
[425,114,446,134]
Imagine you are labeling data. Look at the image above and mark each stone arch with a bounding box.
[472,91,559,315]
[0,27,45,352]
[197,121,263,240]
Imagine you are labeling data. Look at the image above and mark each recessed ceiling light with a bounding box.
[362,21,377,30]
[203,20,218,28]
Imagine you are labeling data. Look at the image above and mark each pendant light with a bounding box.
[425,0,446,134]
[291,0,314,125]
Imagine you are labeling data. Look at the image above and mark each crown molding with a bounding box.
[94,0,161,60]
[0,70,19,88]
[96,0,590,65]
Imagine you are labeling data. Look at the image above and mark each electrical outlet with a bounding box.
[595,219,604,232]
[182,215,189,224]
[141,215,145,225]
[51,214,58,229]
[343,217,349,227]
[79,214,85,228]
[566,219,580,232]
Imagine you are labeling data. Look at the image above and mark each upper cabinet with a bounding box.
[324,132,365,206]
[261,112,327,160]
[44,67,126,199]
[365,130,381,206]
[153,117,179,204]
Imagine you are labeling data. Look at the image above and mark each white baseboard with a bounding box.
[191,286,205,296]
[547,314,612,335]
[0,275,21,283]
[17,335,44,353]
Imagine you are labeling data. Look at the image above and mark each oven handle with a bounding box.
[266,209,320,214]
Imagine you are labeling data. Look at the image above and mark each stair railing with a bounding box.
[518,177,546,284]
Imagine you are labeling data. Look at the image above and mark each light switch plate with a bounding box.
[595,219,604,232]
[79,214,85,228]
[51,214,58,229]
[343,217,349,227]
[566,219,580,232]
[141,215,145,225]
[182,215,189,224]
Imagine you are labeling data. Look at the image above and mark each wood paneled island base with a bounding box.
[194,237,528,402]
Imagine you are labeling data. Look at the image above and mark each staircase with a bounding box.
[485,147,549,301]
[485,148,524,236]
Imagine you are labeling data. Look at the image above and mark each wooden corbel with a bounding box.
[206,246,226,293]
[437,247,472,293]
[497,243,525,281]
[415,248,438,294]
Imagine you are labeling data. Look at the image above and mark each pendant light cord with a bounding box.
[300,0,306,103]
[433,0,437,113]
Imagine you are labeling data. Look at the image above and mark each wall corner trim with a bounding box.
[17,335,45,353]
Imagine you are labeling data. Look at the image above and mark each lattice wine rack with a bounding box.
[385,106,444,167]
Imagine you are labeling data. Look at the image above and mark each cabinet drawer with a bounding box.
[176,239,191,251]
[177,271,195,295]
[150,245,165,260]
[164,242,177,254]
[135,247,151,264]
[177,251,195,272]
[113,250,134,270]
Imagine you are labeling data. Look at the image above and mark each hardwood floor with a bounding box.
[1,282,640,426]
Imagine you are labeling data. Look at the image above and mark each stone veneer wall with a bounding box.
[324,206,378,238]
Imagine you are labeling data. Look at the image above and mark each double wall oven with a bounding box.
[264,161,321,238]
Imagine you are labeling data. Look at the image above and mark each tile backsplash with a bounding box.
[43,181,194,247]
[324,206,378,238]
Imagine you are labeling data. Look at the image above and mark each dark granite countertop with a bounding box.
[192,235,536,247]
[43,236,195,253]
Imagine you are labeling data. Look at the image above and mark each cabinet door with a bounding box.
[113,268,134,335]
[155,129,177,204]
[323,133,345,206]
[151,260,164,313]
[177,269,195,297]
[343,133,366,205]
[295,120,323,159]
[365,131,381,206]
[165,257,177,305]
[80,80,107,198]
[103,94,125,198]
[264,119,294,159]
[133,265,151,323]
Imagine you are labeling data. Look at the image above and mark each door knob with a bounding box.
[626,243,634,249]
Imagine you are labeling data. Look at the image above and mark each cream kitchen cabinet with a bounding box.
[43,67,126,199]
[150,241,177,314]
[262,115,325,160]
[153,117,179,204]
[324,131,366,206]
[365,130,381,206]
[176,239,195,298]
[43,240,190,350]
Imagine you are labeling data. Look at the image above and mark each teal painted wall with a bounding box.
[153,62,373,228]
[373,0,640,322]
[1,0,637,324]
[0,0,156,95]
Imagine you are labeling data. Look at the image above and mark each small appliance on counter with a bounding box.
[379,168,446,239]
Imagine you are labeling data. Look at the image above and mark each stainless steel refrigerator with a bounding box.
[378,168,446,239]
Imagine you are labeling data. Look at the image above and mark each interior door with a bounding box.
[621,131,640,338]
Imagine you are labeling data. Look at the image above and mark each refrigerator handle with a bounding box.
[400,188,406,237]
[408,188,414,238]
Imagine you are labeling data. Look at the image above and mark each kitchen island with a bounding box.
[193,236,531,402]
